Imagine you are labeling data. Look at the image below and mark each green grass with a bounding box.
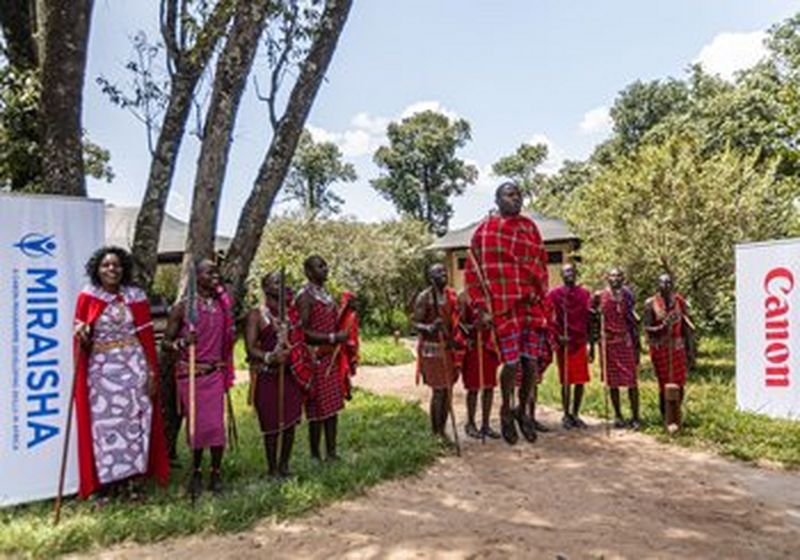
[359,336,415,367]
[0,387,442,558]
[538,335,800,468]
[234,336,414,370]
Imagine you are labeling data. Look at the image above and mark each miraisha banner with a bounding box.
[0,194,104,507]
[736,238,800,420]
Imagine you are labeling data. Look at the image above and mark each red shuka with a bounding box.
[73,287,170,498]
[647,293,689,388]
[335,292,360,395]
[464,213,549,330]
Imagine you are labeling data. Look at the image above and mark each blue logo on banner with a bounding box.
[14,233,56,258]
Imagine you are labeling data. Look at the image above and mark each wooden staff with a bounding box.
[562,295,570,420]
[277,269,286,453]
[54,342,81,524]
[226,391,239,449]
[599,309,610,437]
[476,328,486,444]
[188,330,197,447]
[432,286,460,456]
[664,306,681,434]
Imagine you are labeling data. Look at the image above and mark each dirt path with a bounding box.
[88,363,800,559]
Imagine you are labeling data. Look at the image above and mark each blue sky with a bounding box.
[84,0,800,234]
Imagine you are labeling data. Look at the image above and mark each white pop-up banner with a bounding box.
[0,194,104,507]
[736,238,800,420]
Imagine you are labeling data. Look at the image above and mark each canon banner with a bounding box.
[736,239,800,420]
[0,194,104,507]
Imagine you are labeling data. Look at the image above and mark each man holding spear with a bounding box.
[547,263,593,429]
[465,182,550,445]
[164,258,235,497]
[296,255,352,462]
[456,290,500,440]
[414,263,461,446]
[643,273,695,432]
[246,271,312,478]
[593,267,641,430]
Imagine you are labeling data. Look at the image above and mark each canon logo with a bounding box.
[764,267,793,388]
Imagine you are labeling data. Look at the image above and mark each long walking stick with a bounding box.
[599,311,610,437]
[432,287,461,456]
[54,345,80,524]
[477,328,486,444]
[186,261,198,448]
[562,297,570,422]
[277,269,286,454]
[664,308,681,434]
[188,340,197,447]
[226,391,239,449]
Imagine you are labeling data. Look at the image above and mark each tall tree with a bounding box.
[0,0,97,196]
[38,0,94,196]
[568,135,798,331]
[283,129,357,218]
[221,0,354,305]
[184,0,274,264]
[371,110,477,235]
[492,142,548,204]
[127,0,236,288]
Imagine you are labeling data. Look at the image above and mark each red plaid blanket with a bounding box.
[465,213,549,323]
[646,293,689,387]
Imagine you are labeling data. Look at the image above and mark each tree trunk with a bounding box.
[221,0,354,306]
[130,0,235,289]
[130,73,202,287]
[184,0,272,263]
[0,0,38,69]
[38,0,93,197]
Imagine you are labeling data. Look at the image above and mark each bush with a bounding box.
[360,336,415,366]
[249,216,436,335]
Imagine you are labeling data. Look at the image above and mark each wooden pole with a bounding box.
[188,336,197,448]
[432,287,460,456]
[477,329,486,444]
[599,311,610,437]
[54,346,80,525]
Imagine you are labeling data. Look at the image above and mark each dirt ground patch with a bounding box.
[85,363,800,559]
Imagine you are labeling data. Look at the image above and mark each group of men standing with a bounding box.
[415,182,696,446]
[161,255,358,497]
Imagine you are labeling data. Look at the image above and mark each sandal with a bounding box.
[513,407,537,443]
[500,407,519,445]
[464,423,482,439]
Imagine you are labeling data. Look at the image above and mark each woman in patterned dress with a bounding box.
[73,247,170,500]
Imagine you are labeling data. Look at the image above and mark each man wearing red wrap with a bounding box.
[296,255,351,462]
[456,290,501,440]
[643,273,696,425]
[414,263,459,438]
[464,182,550,445]
[593,267,642,430]
[547,263,593,430]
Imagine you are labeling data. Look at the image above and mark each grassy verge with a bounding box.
[537,336,800,468]
[234,336,414,370]
[0,387,441,558]
[359,336,415,366]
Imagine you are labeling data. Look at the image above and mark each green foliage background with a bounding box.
[528,14,800,333]
[249,216,436,334]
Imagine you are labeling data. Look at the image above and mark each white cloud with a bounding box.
[694,30,768,81]
[307,100,462,159]
[465,160,497,195]
[578,106,612,136]
[399,100,459,120]
[527,133,565,175]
